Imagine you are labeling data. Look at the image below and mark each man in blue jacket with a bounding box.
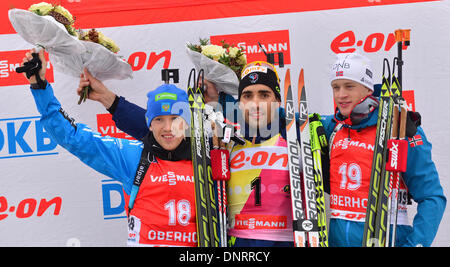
[20,49,201,246]
[322,53,446,246]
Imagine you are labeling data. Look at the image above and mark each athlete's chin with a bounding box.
[159,138,183,151]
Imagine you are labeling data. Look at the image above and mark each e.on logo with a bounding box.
[230,148,288,171]
[0,50,54,87]
[331,31,409,54]
[127,50,171,71]
[211,30,291,66]
[0,196,62,221]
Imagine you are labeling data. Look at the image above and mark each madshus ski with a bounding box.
[284,68,326,247]
[188,68,220,247]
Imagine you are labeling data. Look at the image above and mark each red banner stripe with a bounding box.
[1,0,439,35]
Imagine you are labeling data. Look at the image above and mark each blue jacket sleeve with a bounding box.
[112,96,149,140]
[30,83,142,194]
[402,127,446,247]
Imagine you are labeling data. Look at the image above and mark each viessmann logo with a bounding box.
[96,113,134,140]
[210,30,291,66]
[0,50,54,87]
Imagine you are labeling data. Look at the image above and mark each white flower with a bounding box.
[228,46,240,58]
[201,44,226,61]
[237,53,247,65]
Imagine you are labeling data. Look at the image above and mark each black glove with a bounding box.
[405,111,421,138]
[15,53,47,89]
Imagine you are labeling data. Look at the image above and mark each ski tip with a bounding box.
[284,68,291,101]
[298,68,304,99]
[298,68,304,86]
[284,68,291,82]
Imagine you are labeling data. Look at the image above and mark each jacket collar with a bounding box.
[334,96,379,129]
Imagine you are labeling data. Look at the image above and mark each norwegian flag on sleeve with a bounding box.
[408,134,424,147]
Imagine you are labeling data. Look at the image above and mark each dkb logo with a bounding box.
[102,179,126,220]
[0,116,58,159]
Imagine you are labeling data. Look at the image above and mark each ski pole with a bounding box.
[309,113,329,247]
[386,29,411,246]
[211,121,230,247]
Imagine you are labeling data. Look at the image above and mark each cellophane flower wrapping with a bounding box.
[186,47,240,98]
[8,9,132,82]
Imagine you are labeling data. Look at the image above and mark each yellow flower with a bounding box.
[98,31,120,53]
[29,2,54,16]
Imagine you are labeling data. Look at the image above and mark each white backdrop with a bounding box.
[0,0,449,246]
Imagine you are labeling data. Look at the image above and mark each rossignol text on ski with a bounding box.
[284,68,321,247]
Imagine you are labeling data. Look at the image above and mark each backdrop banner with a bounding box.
[0,0,448,246]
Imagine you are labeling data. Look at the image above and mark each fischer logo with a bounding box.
[97,113,134,140]
[379,103,389,148]
[194,112,202,157]
[0,50,54,86]
[127,50,171,71]
[0,195,61,221]
[331,30,409,54]
[210,30,291,65]
[0,116,59,159]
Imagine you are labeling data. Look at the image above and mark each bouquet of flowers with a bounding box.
[29,2,77,36]
[9,2,132,104]
[186,38,247,97]
[27,2,120,53]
